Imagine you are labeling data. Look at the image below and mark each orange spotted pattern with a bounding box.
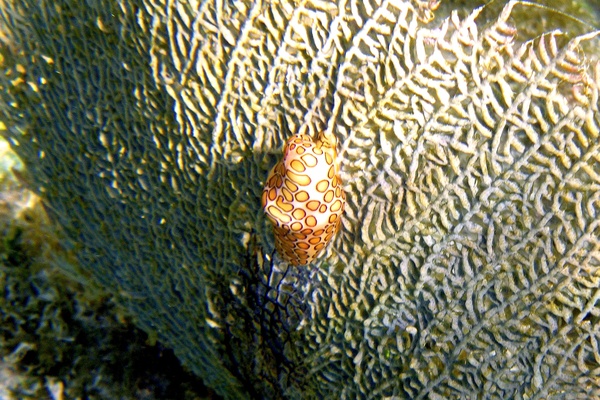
[262,131,346,266]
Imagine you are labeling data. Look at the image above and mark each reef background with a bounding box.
[1,0,600,398]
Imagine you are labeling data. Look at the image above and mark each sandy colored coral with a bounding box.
[1,0,600,398]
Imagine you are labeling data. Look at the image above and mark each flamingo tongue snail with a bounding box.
[262,131,346,266]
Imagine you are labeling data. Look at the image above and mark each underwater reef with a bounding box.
[1,0,600,398]
[0,142,214,399]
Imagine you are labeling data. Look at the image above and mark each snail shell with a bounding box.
[262,131,345,266]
